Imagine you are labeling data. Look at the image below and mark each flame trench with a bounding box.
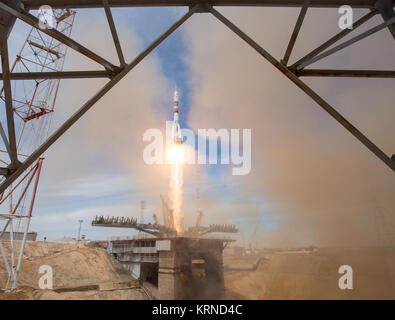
[168,145,184,234]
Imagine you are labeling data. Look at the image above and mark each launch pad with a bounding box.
[92,194,238,237]
[92,194,237,299]
[107,236,233,299]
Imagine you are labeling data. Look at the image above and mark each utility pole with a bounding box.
[139,200,146,238]
[77,220,83,241]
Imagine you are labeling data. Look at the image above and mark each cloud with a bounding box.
[4,8,394,246]
[182,7,395,247]
[38,9,175,198]
[20,9,182,239]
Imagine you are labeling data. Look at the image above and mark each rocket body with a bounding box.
[172,89,182,145]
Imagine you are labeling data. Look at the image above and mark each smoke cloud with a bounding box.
[28,8,395,246]
[182,8,395,247]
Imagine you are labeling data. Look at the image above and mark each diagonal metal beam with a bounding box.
[375,0,395,40]
[0,29,18,165]
[0,2,117,71]
[0,5,198,194]
[0,0,21,39]
[281,0,309,65]
[0,123,11,158]
[0,70,112,80]
[209,5,395,172]
[296,15,395,70]
[103,0,126,67]
[296,69,395,77]
[290,10,377,70]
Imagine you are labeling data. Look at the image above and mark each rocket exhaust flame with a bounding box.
[169,88,184,234]
[169,145,184,234]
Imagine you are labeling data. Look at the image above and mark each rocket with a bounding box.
[172,89,182,145]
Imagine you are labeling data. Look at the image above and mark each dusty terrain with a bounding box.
[224,247,395,299]
[1,241,395,299]
[0,241,146,300]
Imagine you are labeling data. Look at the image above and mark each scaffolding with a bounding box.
[0,7,76,291]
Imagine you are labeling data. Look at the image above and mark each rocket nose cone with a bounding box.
[174,89,179,104]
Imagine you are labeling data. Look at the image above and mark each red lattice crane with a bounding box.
[0,8,76,291]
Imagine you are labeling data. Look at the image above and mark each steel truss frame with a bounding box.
[1,8,76,124]
[0,157,42,291]
[0,0,394,199]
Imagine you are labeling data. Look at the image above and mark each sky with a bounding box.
[1,6,395,247]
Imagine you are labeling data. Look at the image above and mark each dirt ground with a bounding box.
[0,286,147,300]
[0,241,146,300]
[223,247,395,299]
[1,241,395,299]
